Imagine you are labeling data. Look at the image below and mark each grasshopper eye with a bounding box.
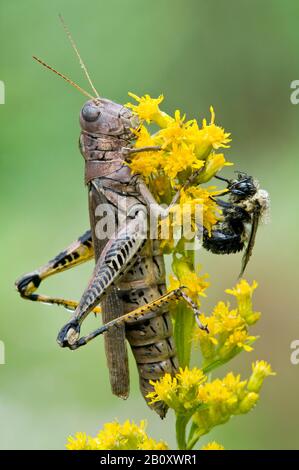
[82,103,101,122]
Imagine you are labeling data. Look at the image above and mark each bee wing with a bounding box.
[239,203,262,277]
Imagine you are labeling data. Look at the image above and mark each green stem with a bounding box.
[187,420,198,444]
[186,429,205,450]
[202,345,248,374]
[176,414,188,450]
[174,301,195,368]
[202,359,223,375]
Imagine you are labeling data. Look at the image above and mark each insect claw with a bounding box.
[15,272,41,296]
[57,320,80,348]
[195,312,209,333]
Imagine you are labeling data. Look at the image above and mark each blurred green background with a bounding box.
[0,0,298,450]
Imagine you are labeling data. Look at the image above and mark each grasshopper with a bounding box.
[15,19,207,418]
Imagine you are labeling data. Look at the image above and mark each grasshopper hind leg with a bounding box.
[56,214,148,348]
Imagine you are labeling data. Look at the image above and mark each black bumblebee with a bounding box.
[202,172,270,276]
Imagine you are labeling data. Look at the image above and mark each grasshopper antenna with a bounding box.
[33,56,97,101]
[59,14,100,98]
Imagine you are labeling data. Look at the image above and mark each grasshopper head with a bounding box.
[80,98,139,139]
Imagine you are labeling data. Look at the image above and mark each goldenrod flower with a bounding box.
[202,441,224,450]
[169,273,209,301]
[126,92,170,127]
[126,93,231,186]
[193,368,274,435]
[147,367,206,414]
[198,152,233,183]
[238,392,259,414]
[194,281,260,372]
[196,372,247,417]
[146,363,274,446]
[226,279,260,325]
[162,142,204,180]
[66,432,97,450]
[201,107,231,151]
[247,361,276,393]
[128,153,161,178]
[139,438,169,450]
[158,109,190,147]
[67,420,167,451]
[127,126,162,178]
[222,329,256,355]
[170,257,209,301]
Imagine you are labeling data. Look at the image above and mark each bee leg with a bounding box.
[214,175,231,184]
[209,197,233,208]
[15,230,100,313]
[57,212,148,348]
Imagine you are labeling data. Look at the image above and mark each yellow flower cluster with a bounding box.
[126,93,231,189]
[68,362,274,450]
[148,362,274,448]
[226,279,261,325]
[66,420,168,450]
[194,280,260,372]
[126,93,233,249]
[193,362,275,435]
[202,441,224,450]
[147,367,207,414]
